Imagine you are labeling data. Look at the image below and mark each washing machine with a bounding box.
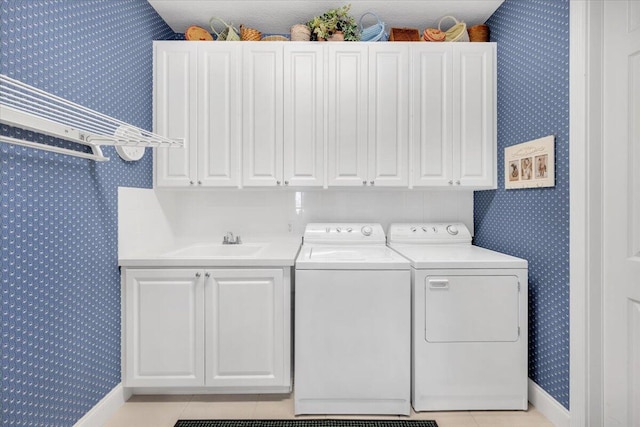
[294,223,411,415]
[388,223,528,412]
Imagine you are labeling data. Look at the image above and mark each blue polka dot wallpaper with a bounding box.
[475,0,570,409]
[0,1,177,425]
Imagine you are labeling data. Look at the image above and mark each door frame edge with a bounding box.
[570,1,604,426]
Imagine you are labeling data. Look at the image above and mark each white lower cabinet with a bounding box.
[122,267,291,392]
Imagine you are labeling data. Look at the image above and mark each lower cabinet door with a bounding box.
[205,269,286,387]
[124,269,205,387]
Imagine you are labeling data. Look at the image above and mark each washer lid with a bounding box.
[296,245,410,270]
[388,244,528,269]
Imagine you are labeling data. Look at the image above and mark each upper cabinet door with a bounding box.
[327,45,368,187]
[452,44,496,188]
[411,45,453,187]
[367,44,409,187]
[198,44,241,187]
[283,45,325,187]
[242,44,284,187]
[154,43,198,187]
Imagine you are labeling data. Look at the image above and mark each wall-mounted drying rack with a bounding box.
[0,74,183,161]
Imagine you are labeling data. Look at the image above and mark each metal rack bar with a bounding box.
[0,135,109,162]
[0,74,183,161]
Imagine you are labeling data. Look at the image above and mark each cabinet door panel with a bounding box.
[205,269,285,387]
[412,45,453,187]
[124,269,204,387]
[243,45,283,186]
[453,44,496,188]
[368,45,409,187]
[284,45,325,187]
[327,46,368,186]
[154,43,198,187]
[198,45,240,187]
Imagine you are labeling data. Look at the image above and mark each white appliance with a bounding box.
[388,223,528,411]
[294,223,411,415]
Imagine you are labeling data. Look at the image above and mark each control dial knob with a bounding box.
[446,225,459,235]
[361,225,373,236]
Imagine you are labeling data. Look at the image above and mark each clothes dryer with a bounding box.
[388,223,528,411]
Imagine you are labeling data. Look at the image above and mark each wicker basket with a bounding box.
[209,17,240,41]
[438,16,469,42]
[389,27,420,41]
[291,24,311,41]
[359,12,387,42]
[240,25,262,41]
[468,24,490,42]
[185,25,213,41]
[262,35,289,42]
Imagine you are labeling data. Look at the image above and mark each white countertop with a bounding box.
[119,236,302,268]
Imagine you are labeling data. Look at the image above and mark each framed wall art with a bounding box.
[505,135,555,189]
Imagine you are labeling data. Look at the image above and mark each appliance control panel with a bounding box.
[388,223,472,244]
[303,223,386,244]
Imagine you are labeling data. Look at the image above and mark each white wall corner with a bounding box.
[73,383,131,427]
[529,379,570,427]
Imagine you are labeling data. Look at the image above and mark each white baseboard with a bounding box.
[529,379,570,427]
[74,383,132,427]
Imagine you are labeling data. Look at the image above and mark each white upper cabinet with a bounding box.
[411,43,496,189]
[154,41,496,190]
[453,44,496,188]
[154,43,198,187]
[411,45,453,187]
[368,44,409,187]
[242,44,284,187]
[327,45,369,186]
[283,44,325,187]
[154,42,240,188]
[327,44,410,187]
[198,44,241,187]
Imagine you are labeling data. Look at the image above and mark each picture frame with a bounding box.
[505,135,555,189]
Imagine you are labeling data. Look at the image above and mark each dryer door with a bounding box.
[424,274,520,342]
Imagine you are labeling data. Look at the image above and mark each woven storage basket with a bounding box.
[185,25,213,41]
[468,24,490,42]
[262,35,289,41]
[438,16,469,42]
[240,25,262,41]
[291,24,311,41]
[209,17,240,41]
[389,27,420,41]
[359,12,387,42]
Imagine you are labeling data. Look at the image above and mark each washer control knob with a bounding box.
[361,225,373,236]
[447,225,459,235]
[347,227,353,232]
[336,227,342,233]
[422,227,428,232]
[410,226,417,232]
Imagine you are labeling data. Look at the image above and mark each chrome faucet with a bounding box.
[223,231,241,245]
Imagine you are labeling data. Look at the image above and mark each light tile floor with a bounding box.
[104,394,555,427]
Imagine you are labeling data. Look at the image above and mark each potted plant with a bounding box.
[307,4,360,41]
